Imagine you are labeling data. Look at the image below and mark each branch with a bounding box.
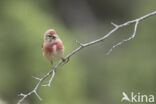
[17,10,156,104]
[106,21,139,55]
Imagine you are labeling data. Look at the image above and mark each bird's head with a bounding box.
[44,29,60,44]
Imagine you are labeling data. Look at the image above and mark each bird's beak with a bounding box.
[52,34,57,39]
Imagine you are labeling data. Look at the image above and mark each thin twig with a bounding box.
[42,70,55,87]
[106,20,139,55]
[17,10,156,104]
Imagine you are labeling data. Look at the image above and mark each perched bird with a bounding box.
[43,29,64,64]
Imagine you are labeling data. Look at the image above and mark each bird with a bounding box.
[43,29,64,65]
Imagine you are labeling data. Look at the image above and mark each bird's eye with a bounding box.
[47,35,56,39]
[48,35,52,37]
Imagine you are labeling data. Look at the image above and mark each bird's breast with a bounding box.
[43,41,64,54]
[43,41,64,62]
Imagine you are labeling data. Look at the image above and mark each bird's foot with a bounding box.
[62,57,69,64]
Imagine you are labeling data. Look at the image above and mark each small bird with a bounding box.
[43,29,64,64]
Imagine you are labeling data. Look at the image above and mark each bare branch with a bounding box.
[111,22,118,27]
[42,70,55,87]
[107,20,139,55]
[17,10,156,104]
[34,91,42,101]
[76,40,85,47]
[32,76,41,81]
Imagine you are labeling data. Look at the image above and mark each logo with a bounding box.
[121,92,154,103]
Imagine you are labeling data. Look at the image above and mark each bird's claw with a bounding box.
[62,57,69,64]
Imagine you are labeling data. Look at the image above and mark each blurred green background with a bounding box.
[0,0,156,104]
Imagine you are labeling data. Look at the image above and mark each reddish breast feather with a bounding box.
[56,41,63,51]
[44,41,63,53]
[44,43,54,53]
